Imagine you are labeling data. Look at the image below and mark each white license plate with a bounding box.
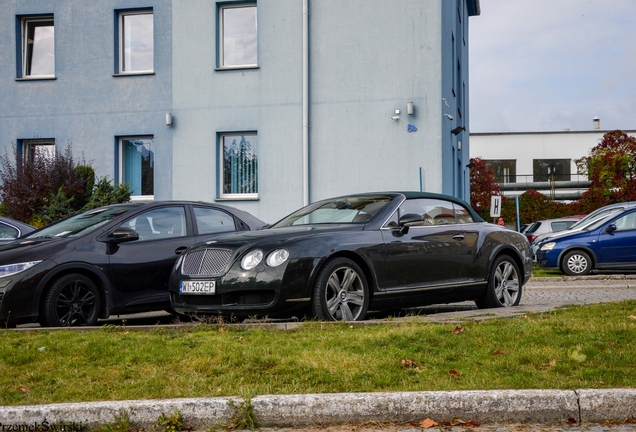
[180,280,216,295]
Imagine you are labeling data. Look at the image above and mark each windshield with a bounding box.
[25,204,140,239]
[273,196,393,227]
[569,206,624,229]
[583,209,624,232]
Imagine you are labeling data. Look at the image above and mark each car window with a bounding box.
[570,206,625,229]
[397,198,457,226]
[274,196,392,227]
[454,203,474,224]
[550,221,574,231]
[194,207,237,234]
[525,222,542,234]
[611,212,636,232]
[0,223,19,239]
[121,207,187,241]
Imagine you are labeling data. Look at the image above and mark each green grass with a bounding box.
[1,301,636,406]
[532,263,563,277]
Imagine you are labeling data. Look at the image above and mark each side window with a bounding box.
[18,139,55,164]
[454,203,474,224]
[0,223,19,239]
[20,16,55,78]
[219,3,257,68]
[612,212,636,232]
[117,10,154,74]
[194,207,237,235]
[119,136,154,199]
[121,207,186,241]
[396,199,457,227]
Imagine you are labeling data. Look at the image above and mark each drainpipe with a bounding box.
[302,0,309,206]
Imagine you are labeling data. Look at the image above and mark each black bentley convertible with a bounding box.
[169,192,532,321]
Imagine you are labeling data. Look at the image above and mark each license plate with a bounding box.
[180,280,216,295]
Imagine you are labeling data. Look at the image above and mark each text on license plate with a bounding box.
[180,280,216,295]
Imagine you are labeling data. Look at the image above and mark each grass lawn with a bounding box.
[1,301,635,407]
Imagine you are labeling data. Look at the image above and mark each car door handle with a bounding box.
[175,246,188,255]
[452,234,465,241]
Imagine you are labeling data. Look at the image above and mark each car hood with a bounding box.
[533,227,581,244]
[191,224,364,250]
[0,237,69,264]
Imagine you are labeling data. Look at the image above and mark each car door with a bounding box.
[381,198,465,291]
[106,205,196,309]
[597,210,636,266]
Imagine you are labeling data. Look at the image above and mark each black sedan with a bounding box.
[169,192,532,321]
[0,201,266,327]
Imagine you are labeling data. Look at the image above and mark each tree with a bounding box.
[575,130,636,212]
[469,157,501,220]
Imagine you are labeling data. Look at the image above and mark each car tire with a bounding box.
[311,257,369,321]
[476,255,522,309]
[562,250,592,276]
[40,274,101,327]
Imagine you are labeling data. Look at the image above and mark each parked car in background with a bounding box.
[536,206,636,276]
[0,201,266,327]
[0,217,35,242]
[530,201,636,258]
[169,192,533,322]
[524,216,584,243]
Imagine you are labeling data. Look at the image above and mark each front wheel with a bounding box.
[562,250,592,276]
[311,258,369,321]
[476,255,522,309]
[40,274,101,327]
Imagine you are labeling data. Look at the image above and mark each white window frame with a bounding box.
[219,3,258,69]
[21,16,55,78]
[119,136,155,201]
[219,132,258,200]
[118,10,154,74]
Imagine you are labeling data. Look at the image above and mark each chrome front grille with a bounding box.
[181,248,233,276]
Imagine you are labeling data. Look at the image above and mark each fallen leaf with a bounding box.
[419,418,438,428]
[463,420,481,427]
[219,327,227,333]
[610,341,617,346]
[567,418,578,424]
[628,315,636,320]
[491,349,508,355]
[568,346,587,363]
[452,325,466,335]
[449,369,461,376]
[402,359,417,368]
[550,359,557,367]
[19,387,28,393]
[449,417,466,426]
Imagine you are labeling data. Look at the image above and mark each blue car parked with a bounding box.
[536,207,636,276]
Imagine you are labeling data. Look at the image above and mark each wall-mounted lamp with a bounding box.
[407,102,414,115]
[444,113,454,121]
[451,125,466,135]
[166,113,173,126]
[391,109,400,121]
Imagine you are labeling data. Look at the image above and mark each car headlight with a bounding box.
[266,249,289,267]
[540,242,556,251]
[0,261,42,278]
[241,249,263,270]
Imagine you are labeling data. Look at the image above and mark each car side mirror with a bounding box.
[605,224,617,233]
[397,213,424,234]
[109,227,140,244]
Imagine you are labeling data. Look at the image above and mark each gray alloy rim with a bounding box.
[493,260,520,307]
[55,280,98,326]
[566,253,589,274]
[324,266,365,321]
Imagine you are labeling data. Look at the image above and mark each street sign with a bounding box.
[490,195,501,218]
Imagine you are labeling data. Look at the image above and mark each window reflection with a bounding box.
[221,5,257,67]
[121,137,154,197]
[24,18,55,76]
[121,12,154,72]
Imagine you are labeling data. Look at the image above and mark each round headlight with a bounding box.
[266,249,289,267]
[540,242,556,251]
[241,249,263,270]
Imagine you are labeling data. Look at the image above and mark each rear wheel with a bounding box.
[562,250,592,276]
[476,255,522,309]
[40,274,101,327]
[311,258,369,321]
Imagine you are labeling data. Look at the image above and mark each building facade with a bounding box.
[1,0,479,223]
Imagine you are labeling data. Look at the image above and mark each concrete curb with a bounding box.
[1,389,634,428]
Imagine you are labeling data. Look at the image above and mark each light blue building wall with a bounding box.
[0,0,173,199]
[171,0,479,223]
[0,0,478,224]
